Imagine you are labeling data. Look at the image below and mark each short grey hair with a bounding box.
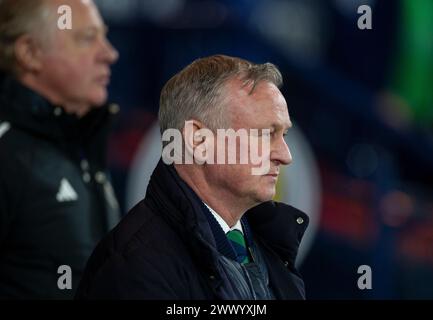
[0,0,51,75]
[158,54,283,134]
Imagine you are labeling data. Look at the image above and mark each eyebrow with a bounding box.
[75,25,108,34]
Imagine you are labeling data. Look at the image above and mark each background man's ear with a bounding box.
[14,35,43,73]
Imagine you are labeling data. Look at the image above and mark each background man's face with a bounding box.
[205,79,293,208]
[38,0,118,109]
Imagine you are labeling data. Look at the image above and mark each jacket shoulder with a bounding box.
[0,122,35,189]
[0,121,63,196]
[0,121,49,163]
[76,200,198,299]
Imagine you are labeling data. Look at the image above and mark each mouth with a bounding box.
[264,173,279,178]
[95,75,110,86]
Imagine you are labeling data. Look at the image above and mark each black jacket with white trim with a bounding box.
[0,73,120,299]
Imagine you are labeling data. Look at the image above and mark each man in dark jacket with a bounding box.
[0,0,119,298]
[77,55,309,300]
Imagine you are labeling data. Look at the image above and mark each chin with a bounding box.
[89,88,108,106]
[255,189,275,203]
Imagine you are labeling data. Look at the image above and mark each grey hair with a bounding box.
[158,54,283,135]
[0,0,51,75]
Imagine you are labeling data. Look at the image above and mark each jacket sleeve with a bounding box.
[0,175,8,244]
[0,153,14,245]
[0,140,29,246]
[76,252,182,300]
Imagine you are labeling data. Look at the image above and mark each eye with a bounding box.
[283,131,289,137]
[82,33,96,42]
[76,31,98,45]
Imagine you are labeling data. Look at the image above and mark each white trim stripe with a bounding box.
[0,122,11,139]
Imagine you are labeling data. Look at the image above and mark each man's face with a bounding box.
[204,79,293,209]
[37,0,118,111]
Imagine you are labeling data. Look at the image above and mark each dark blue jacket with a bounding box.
[76,160,309,299]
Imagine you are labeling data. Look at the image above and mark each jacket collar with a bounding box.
[145,160,222,279]
[245,201,309,270]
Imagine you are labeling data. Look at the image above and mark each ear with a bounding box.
[182,120,216,165]
[14,34,44,73]
[183,120,205,162]
[183,119,206,144]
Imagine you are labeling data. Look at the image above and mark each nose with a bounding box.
[271,135,292,166]
[99,36,119,65]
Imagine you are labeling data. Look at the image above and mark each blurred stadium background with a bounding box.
[95,0,433,299]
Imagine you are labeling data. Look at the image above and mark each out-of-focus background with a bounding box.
[96,0,433,299]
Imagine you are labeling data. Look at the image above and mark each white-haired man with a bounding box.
[77,55,309,300]
[0,0,119,298]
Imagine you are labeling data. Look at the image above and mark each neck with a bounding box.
[175,165,252,227]
[19,73,90,118]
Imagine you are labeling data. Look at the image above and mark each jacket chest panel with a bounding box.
[8,146,102,254]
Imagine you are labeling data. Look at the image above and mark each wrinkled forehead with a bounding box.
[225,79,291,129]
